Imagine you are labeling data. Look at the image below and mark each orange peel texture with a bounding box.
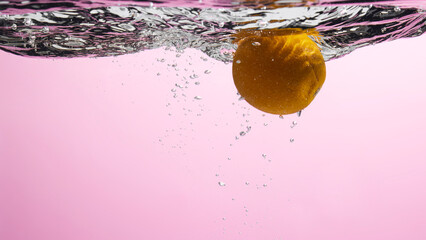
[232,28,326,115]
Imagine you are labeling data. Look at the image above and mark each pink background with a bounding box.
[0,34,425,240]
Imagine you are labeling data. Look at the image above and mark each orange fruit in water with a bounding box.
[232,29,326,115]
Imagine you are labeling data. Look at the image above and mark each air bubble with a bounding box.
[252,42,261,46]
[194,96,202,100]
[204,70,211,74]
[11,24,17,30]
[23,18,33,26]
[218,181,226,187]
[236,60,241,64]
[41,26,49,33]
[257,20,269,28]
[290,138,294,143]
[239,131,246,136]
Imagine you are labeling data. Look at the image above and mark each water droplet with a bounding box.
[290,138,294,143]
[218,181,226,187]
[194,96,202,100]
[252,41,261,46]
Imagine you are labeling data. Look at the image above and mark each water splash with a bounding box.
[0,2,424,62]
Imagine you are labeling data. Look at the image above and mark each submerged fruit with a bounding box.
[232,28,326,115]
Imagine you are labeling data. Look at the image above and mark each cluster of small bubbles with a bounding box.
[381,27,387,33]
[189,74,199,79]
[218,181,226,187]
[28,35,36,47]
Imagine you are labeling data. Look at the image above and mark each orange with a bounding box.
[232,28,326,115]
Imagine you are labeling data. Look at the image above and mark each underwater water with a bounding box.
[1,1,426,240]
